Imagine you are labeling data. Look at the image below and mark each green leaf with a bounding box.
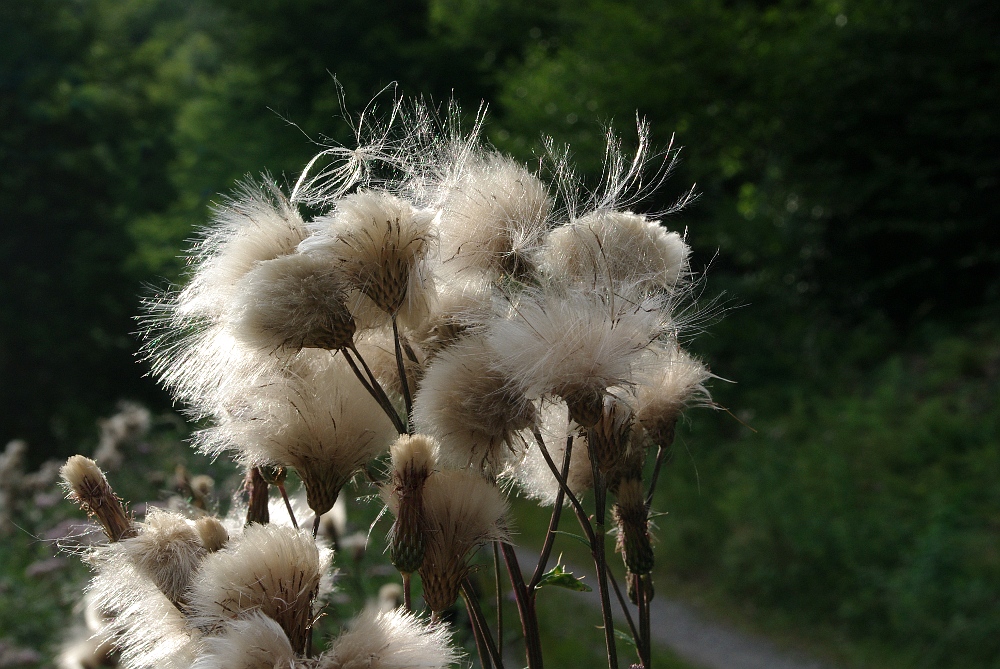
[614,628,638,648]
[536,562,592,592]
[551,530,591,547]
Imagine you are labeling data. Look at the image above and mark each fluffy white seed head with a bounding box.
[194,516,229,552]
[411,336,535,475]
[318,607,459,669]
[301,190,436,325]
[191,613,299,669]
[203,351,396,516]
[487,288,669,426]
[229,252,356,353]
[542,210,689,292]
[438,154,551,281]
[419,470,509,612]
[113,508,207,605]
[176,179,308,320]
[88,553,198,669]
[635,344,713,446]
[187,523,331,654]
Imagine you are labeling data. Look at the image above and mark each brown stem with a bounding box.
[637,574,652,669]
[391,315,414,432]
[500,542,543,669]
[532,429,595,545]
[402,572,413,612]
[245,467,270,526]
[343,345,407,434]
[493,542,505,667]
[529,435,572,591]
[588,439,618,669]
[461,578,502,669]
[608,568,640,651]
[277,483,299,530]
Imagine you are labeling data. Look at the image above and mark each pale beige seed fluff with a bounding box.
[410,276,495,360]
[418,470,509,612]
[635,344,712,445]
[176,178,308,320]
[149,322,285,419]
[506,401,593,506]
[383,434,437,574]
[486,287,669,425]
[194,516,229,552]
[229,252,356,353]
[205,350,395,516]
[187,523,331,654]
[542,210,689,292]
[190,613,299,669]
[113,508,207,605]
[411,336,535,475]
[88,554,198,669]
[317,607,459,669]
[438,154,551,280]
[301,190,436,326]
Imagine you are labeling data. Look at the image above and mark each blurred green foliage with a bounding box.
[2,0,997,666]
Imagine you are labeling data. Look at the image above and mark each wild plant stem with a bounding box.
[638,574,652,668]
[646,432,675,507]
[529,436,572,591]
[532,429,595,545]
[461,578,502,669]
[391,315,413,432]
[276,482,299,530]
[493,542,505,667]
[500,542,543,669]
[588,439,618,669]
[608,568,640,650]
[402,572,413,612]
[343,345,406,434]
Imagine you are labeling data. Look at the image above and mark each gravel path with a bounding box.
[517,549,834,669]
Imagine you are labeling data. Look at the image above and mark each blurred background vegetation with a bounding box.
[2,0,997,666]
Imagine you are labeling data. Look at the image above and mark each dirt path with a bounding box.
[517,549,833,669]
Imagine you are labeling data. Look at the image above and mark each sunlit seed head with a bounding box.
[116,508,206,606]
[439,154,551,281]
[542,210,689,292]
[60,455,135,542]
[412,336,536,476]
[191,612,298,669]
[410,276,494,360]
[175,178,308,320]
[229,252,356,353]
[487,288,668,426]
[194,516,229,552]
[419,470,509,612]
[635,344,712,446]
[302,190,436,321]
[202,351,395,517]
[318,607,460,669]
[188,523,330,654]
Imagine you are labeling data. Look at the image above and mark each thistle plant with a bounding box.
[59,97,715,669]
